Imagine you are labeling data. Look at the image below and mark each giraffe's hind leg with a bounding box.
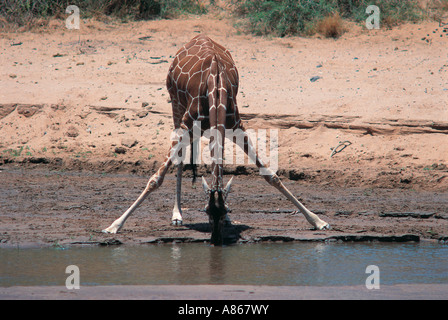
[171,163,183,226]
[235,127,330,230]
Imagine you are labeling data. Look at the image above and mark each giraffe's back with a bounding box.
[167,35,240,129]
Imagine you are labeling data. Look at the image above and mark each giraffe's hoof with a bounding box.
[312,220,331,231]
[172,219,183,226]
[319,223,331,230]
[102,225,120,234]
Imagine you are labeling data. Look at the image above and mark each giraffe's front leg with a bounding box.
[102,174,162,234]
[171,164,183,226]
[237,127,330,230]
[264,168,330,230]
[103,142,176,233]
[102,171,169,233]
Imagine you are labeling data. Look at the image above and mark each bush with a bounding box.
[0,0,208,28]
[316,12,345,38]
[232,0,426,37]
[233,0,333,36]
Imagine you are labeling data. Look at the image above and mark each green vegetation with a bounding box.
[1,0,445,37]
[73,150,93,159]
[2,145,35,157]
[0,0,208,28]
[3,146,24,157]
[232,0,426,37]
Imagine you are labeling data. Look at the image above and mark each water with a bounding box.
[1,242,447,287]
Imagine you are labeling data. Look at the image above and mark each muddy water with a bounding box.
[1,242,447,287]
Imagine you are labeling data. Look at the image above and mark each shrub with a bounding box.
[316,12,345,38]
[233,0,336,36]
[232,0,426,37]
[0,0,208,28]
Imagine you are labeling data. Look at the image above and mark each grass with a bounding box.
[2,145,35,157]
[73,151,93,159]
[3,146,24,157]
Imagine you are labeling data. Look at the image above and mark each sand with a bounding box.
[0,16,447,189]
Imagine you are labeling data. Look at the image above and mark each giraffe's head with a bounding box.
[202,177,233,246]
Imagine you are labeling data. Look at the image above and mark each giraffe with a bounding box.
[102,35,330,245]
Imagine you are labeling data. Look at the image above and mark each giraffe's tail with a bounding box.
[190,141,197,184]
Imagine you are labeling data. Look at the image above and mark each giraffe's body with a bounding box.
[167,35,240,130]
[167,35,240,192]
[103,35,329,244]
